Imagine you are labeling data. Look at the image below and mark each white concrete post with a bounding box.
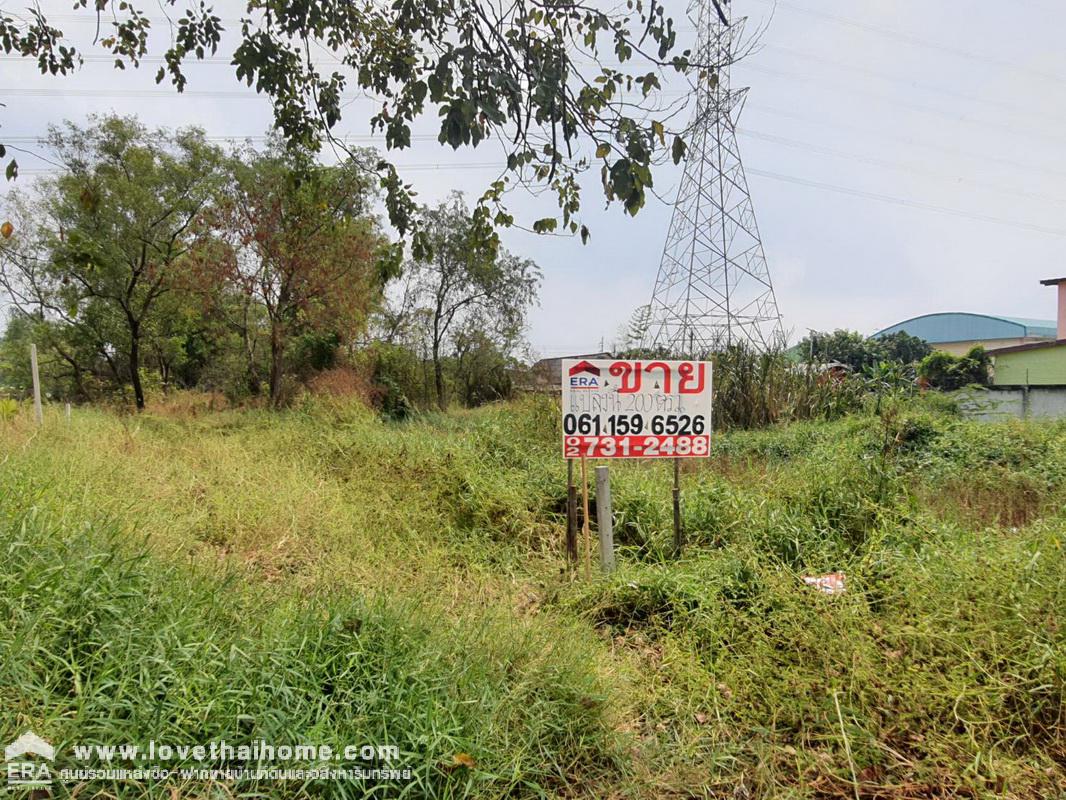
[595,466,615,573]
[30,343,43,425]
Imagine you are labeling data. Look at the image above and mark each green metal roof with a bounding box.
[997,316,1058,331]
[873,312,1056,343]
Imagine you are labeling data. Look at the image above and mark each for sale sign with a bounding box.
[561,359,712,459]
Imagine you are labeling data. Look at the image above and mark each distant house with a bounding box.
[525,352,612,392]
[989,339,1066,386]
[988,277,1066,387]
[816,361,851,381]
[873,312,1056,356]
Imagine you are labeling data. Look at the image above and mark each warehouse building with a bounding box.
[873,312,1056,356]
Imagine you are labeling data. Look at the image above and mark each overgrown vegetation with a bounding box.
[710,343,867,428]
[796,328,932,371]
[918,345,991,390]
[374,193,540,411]
[0,116,538,412]
[1,395,1063,798]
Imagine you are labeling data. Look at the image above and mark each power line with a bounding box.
[10,43,1066,132]
[745,166,1066,238]
[7,65,1066,152]
[8,122,1066,207]
[12,161,508,176]
[30,6,1066,85]
[757,44,1066,127]
[0,53,236,65]
[741,62,1066,147]
[743,102,1066,182]
[747,0,1066,85]
[1,87,269,99]
[10,158,1066,239]
[736,128,1066,206]
[12,12,247,26]
[10,4,1066,87]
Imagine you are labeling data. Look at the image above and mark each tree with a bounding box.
[878,331,932,365]
[1,0,728,246]
[452,328,518,407]
[918,346,990,391]
[0,312,41,397]
[142,287,228,392]
[404,195,540,410]
[0,307,118,402]
[0,115,225,409]
[615,304,652,353]
[191,145,389,408]
[798,329,931,372]
[798,330,870,370]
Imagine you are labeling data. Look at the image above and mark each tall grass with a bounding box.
[0,395,1063,798]
[0,498,624,798]
[711,344,865,429]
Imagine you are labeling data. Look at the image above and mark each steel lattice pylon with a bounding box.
[644,0,782,355]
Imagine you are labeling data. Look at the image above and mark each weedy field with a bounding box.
[1,395,1063,799]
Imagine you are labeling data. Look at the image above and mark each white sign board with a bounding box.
[561,359,712,459]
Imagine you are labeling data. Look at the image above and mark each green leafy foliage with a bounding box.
[877,330,935,364]
[0,119,392,410]
[391,194,540,410]
[0,115,227,409]
[918,345,991,390]
[190,141,387,408]
[2,0,705,243]
[798,328,932,370]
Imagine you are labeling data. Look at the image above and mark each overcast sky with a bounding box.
[3,0,1065,357]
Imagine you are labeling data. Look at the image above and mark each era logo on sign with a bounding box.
[568,361,600,389]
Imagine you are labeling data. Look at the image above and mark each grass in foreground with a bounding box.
[0,395,1063,798]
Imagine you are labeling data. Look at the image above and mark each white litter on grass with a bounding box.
[802,572,846,595]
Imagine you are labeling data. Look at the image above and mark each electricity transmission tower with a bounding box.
[644,0,782,355]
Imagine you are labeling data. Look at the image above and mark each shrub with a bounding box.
[0,397,17,423]
[918,345,990,390]
[712,342,865,428]
[797,328,931,371]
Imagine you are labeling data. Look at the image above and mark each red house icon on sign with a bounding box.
[568,361,601,377]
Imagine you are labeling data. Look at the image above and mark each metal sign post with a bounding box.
[566,459,578,566]
[672,457,683,557]
[580,456,592,578]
